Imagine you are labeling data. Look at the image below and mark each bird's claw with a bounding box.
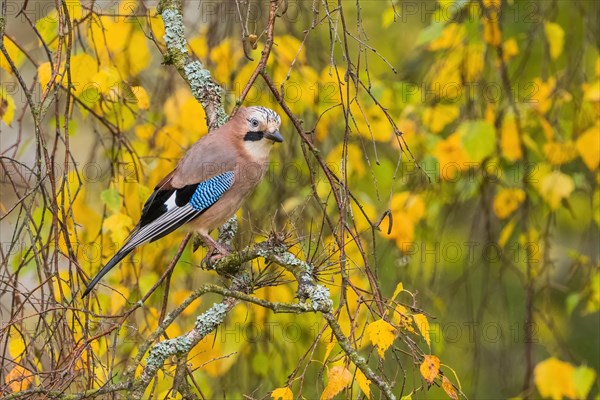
[200,243,231,269]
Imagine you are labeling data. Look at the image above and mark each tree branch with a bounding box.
[157,0,228,130]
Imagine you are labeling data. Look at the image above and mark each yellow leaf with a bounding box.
[326,143,366,177]
[500,114,522,162]
[390,281,404,301]
[69,53,100,94]
[348,102,393,142]
[189,35,208,59]
[484,103,495,124]
[534,357,576,400]
[576,124,600,170]
[422,104,460,133]
[172,289,197,316]
[428,23,464,51]
[0,36,25,73]
[389,191,425,245]
[5,364,34,393]
[493,188,525,219]
[388,211,415,252]
[37,62,53,93]
[103,213,133,244]
[109,285,130,314]
[320,366,352,400]
[530,78,556,114]
[390,192,426,222]
[274,35,306,65]
[430,51,461,93]
[86,15,133,56]
[135,123,155,140]
[419,355,440,384]
[482,0,501,46]
[350,200,376,232]
[543,141,578,165]
[538,171,574,210]
[392,305,415,333]
[382,7,395,28]
[8,335,26,361]
[163,88,208,137]
[442,376,459,399]
[583,80,600,103]
[65,0,83,20]
[503,38,519,61]
[433,133,470,180]
[271,387,293,400]
[132,86,150,109]
[210,38,243,84]
[148,10,166,45]
[464,44,484,81]
[91,67,121,95]
[355,368,371,399]
[51,271,73,301]
[544,22,564,60]
[86,14,149,78]
[322,340,336,363]
[116,30,151,77]
[413,313,431,347]
[365,319,396,358]
[484,19,501,47]
[0,88,15,126]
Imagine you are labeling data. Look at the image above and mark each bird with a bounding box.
[82,106,283,297]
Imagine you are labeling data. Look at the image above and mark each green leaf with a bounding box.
[101,188,121,212]
[35,8,59,50]
[565,293,580,316]
[572,365,596,399]
[459,120,495,163]
[11,249,36,274]
[416,23,444,46]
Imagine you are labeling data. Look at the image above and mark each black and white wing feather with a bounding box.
[82,172,235,297]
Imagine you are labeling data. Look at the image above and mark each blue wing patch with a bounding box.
[82,171,235,297]
[189,171,235,211]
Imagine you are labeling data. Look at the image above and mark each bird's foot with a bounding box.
[200,242,232,269]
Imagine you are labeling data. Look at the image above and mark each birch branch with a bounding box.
[157,0,228,130]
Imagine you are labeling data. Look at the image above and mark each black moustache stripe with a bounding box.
[244,131,264,141]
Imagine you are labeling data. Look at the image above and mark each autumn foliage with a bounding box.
[1,0,598,399]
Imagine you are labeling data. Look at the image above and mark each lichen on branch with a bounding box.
[157,0,227,130]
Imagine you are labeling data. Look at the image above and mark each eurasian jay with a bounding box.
[82,106,283,297]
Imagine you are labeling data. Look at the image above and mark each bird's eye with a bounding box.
[250,118,259,128]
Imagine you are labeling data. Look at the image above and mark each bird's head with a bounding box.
[237,106,283,155]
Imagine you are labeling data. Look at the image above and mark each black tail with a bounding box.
[81,248,134,297]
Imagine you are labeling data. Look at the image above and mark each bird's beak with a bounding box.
[265,130,284,143]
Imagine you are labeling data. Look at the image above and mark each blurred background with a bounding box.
[1,0,598,398]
